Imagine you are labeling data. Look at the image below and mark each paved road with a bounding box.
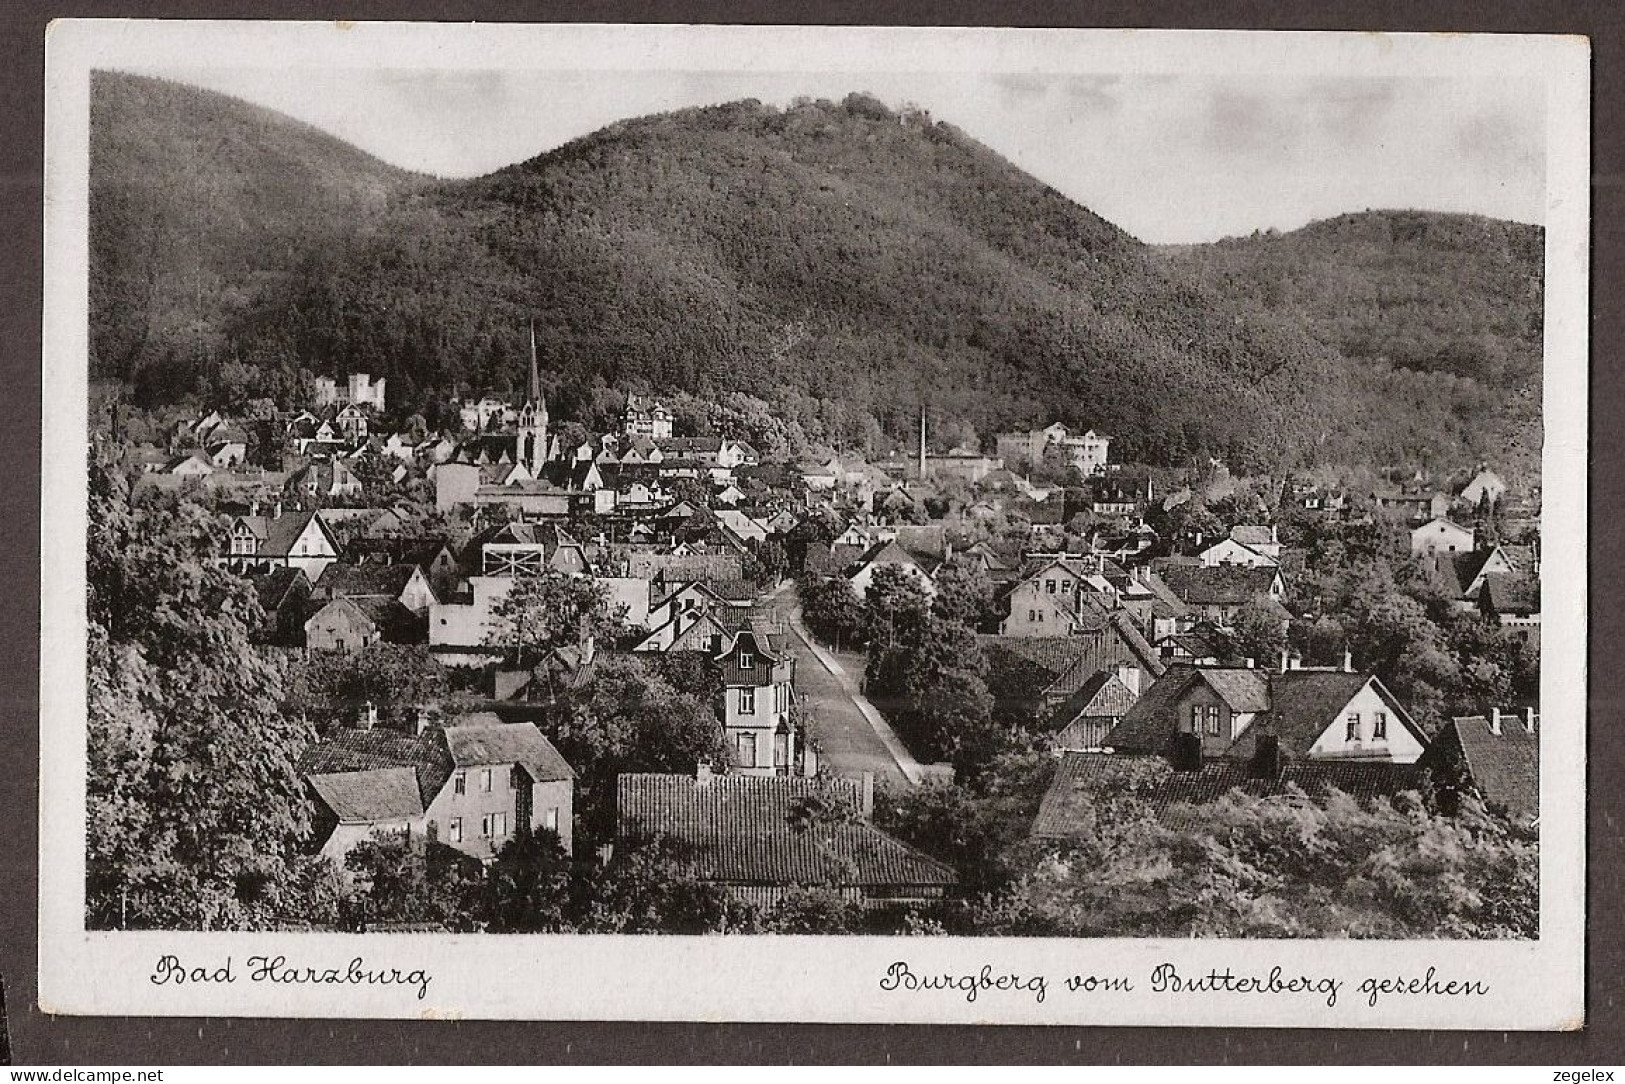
[757,583,924,787]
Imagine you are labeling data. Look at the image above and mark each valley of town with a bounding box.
[86,348,1542,938]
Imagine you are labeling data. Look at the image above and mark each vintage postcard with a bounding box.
[40,21,1588,1026]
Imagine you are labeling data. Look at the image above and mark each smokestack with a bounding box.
[1489,707,1502,736]
[918,406,927,479]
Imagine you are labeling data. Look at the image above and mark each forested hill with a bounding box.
[89,72,421,390]
[1162,212,1544,482]
[90,76,1539,474]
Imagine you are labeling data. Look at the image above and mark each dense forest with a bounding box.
[89,72,1542,474]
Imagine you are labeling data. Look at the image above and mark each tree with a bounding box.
[87,457,317,930]
[580,838,760,934]
[342,832,485,932]
[931,555,997,629]
[485,570,628,665]
[285,644,451,731]
[799,576,865,650]
[481,829,573,932]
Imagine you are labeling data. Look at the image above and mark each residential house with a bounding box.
[1105,658,1428,765]
[1418,708,1539,826]
[286,458,363,500]
[1426,545,1525,612]
[312,562,438,614]
[615,770,955,909]
[1148,563,1287,624]
[846,539,938,599]
[1411,517,1476,557]
[1227,525,1282,561]
[979,617,1164,725]
[1477,574,1540,639]
[1042,664,1144,752]
[222,508,343,580]
[300,716,574,863]
[715,628,798,776]
[246,566,312,646]
[622,394,674,440]
[304,596,383,652]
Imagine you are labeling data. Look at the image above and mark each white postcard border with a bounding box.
[39,20,1590,1028]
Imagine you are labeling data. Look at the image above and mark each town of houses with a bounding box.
[94,332,1543,925]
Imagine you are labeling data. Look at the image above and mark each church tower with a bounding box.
[517,321,549,474]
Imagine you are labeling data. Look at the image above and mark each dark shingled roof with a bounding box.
[1103,666,1273,754]
[1031,752,1431,837]
[616,774,955,889]
[1479,572,1540,616]
[315,562,420,599]
[1424,715,1539,822]
[248,566,308,612]
[1153,564,1281,607]
[442,720,575,783]
[1043,670,1141,733]
[260,509,338,559]
[1228,671,1414,760]
[299,728,453,808]
[307,767,425,822]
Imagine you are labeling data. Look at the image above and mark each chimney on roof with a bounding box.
[1342,648,1354,673]
[1243,657,1255,669]
[1111,662,1142,696]
[1170,731,1203,772]
[1288,652,1303,671]
[413,707,434,737]
[273,499,283,519]
[860,770,875,819]
[1250,734,1284,780]
[1489,707,1502,736]
[1524,706,1537,733]
[1279,647,1290,674]
[360,700,377,730]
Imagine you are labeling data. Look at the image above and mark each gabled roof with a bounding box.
[442,720,575,782]
[315,562,422,599]
[1043,671,1140,732]
[616,774,955,889]
[1426,715,1539,821]
[1228,671,1424,760]
[299,728,454,808]
[307,767,425,823]
[248,566,309,612]
[261,510,339,559]
[1479,572,1540,615]
[1153,564,1281,607]
[1103,665,1205,753]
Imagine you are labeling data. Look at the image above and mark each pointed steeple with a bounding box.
[527,320,542,407]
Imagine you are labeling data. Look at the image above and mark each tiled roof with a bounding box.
[248,566,308,612]
[617,774,955,889]
[1479,572,1540,615]
[1427,715,1539,822]
[442,720,575,782]
[299,728,454,807]
[1044,671,1140,732]
[316,562,419,598]
[1228,525,1276,547]
[1030,752,1431,837]
[1103,666,1204,753]
[261,510,333,559]
[308,767,425,822]
[1153,565,1280,607]
[1226,670,1379,759]
[1199,668,1272,713]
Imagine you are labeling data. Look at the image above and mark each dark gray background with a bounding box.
[2,0,1618,1064]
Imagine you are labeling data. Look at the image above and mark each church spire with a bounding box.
[527,319,542,407]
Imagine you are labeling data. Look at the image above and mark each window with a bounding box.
[543,807,559,833]
[739,651,755,670]
[1346,713,1361,741]
[1045,579,1057,594]
[481,769,493,792]
[740,687,756,715]
[492,812,507,837]
[737,732,758,767]
[449,818,463,843]
[1203,705,1222,737]
[453,772,466,795]
[1061,579,1074,593]
[1373,712,1388,740]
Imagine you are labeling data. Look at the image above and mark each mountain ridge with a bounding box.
[87,75,1541,475]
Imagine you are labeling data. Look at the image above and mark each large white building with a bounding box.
[995,423,1111,474]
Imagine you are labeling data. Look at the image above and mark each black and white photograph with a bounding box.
[39,21,1588,1027]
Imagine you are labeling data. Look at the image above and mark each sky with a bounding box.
[145,66,1547,244]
